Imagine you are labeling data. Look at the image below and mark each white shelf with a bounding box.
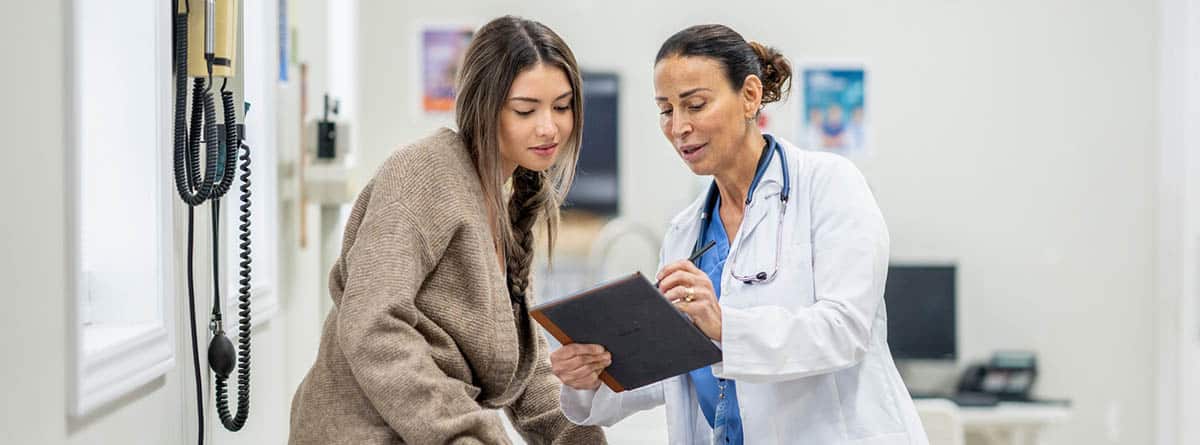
[305,154,358,205]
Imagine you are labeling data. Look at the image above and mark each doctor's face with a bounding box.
[654,56,755,176]
[497,63,575,175]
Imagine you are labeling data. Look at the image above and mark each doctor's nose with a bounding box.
[671,116,692,140]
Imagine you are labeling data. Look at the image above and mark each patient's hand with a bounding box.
[550,343,611,391]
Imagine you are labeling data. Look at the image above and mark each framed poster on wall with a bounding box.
[415,22,475,114]
[798,62,869,158]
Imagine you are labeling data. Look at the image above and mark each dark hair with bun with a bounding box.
[655,24,792,106]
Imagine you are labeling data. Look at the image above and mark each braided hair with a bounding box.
[504,168,549,305]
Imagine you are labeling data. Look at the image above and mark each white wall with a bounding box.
[0,2,184,443]
[849,2,1157,444]
[356,1,1161,443]
[0,1,189,443]
[0,1,311,443]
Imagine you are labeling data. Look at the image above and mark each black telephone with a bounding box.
[957,350,1038,403]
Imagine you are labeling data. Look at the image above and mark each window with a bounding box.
[69,0,174,416]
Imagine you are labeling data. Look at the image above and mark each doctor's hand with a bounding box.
[550,343,611,391]
[657,260,722,342]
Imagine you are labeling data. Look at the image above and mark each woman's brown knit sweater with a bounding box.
[288,128,605,444]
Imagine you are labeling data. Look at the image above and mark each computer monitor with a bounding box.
[884,264,957,360]
[563,72,619,215]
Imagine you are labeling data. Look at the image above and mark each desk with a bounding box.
[915,399,1072,445]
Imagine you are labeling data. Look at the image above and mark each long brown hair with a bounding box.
[454,16,583,304]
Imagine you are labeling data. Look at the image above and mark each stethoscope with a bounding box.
[691,134,791,285]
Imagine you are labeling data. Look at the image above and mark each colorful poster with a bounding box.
[420,25,475,113]
[278,0,287,82]
[800,65,867,157]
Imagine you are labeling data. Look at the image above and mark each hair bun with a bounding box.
[748,41,792,104]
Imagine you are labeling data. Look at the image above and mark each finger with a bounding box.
[562,352,610,371]
[550,346,574,362]
[576,364,604,381]
[568,343,606,355]
[656,270,687,293]
[552,354,585,374]
[562,343,604,355]
[565,365,603,383]
[656,260,694,281]
[664,285,695,303]
[556,343,604,359]
[687,287,716,304]
[658,270,706,294]
[584,352,612,369]
[566,365,607,384]
[550,348,587,368]
[673,298,695,313]
[568,350,614,367]
[663,281,713,304]
[678,259,707,277]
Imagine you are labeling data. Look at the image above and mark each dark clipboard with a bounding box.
[529,272,723,392]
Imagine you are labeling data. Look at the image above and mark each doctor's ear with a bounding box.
[741,74,764,120]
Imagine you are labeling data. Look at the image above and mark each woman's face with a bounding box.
[498,63,575,175]
[654,56,757,176]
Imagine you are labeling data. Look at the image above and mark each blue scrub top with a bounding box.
[687,138,775,445]
[688,201,744,444]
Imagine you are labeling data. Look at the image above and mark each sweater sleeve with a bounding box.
[503,333,607,444]
[336,201,509,444]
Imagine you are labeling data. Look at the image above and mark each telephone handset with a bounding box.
[957,350,1038,402]
[172,0,251,443]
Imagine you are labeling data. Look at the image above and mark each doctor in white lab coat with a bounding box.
[549,25,928,445]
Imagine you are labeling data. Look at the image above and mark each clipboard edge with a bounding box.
[528,272,646,313]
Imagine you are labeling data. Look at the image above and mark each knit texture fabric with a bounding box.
[289,128,605,444]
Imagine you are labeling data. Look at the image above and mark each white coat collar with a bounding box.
[666,133,791,234]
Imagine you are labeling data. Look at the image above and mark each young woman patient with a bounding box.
[289,16,606,445]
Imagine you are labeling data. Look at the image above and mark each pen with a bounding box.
[655,239,717,288]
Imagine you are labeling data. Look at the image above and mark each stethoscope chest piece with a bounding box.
[693,135,791,287]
